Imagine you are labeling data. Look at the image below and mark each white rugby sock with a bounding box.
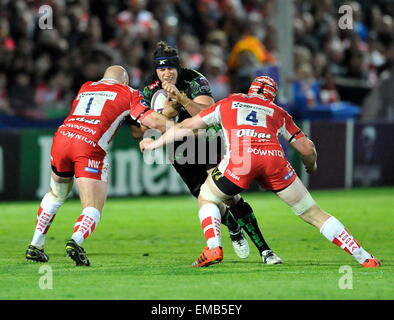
[320,216,372,264]
[31,193,62,249]
[199,203,222,249]
[71,207,101,245]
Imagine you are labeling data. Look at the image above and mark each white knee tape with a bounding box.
[291,192,316,215]
[199,182,224,204]
[50,177,72,203]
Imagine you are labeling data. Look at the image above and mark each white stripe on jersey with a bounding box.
[98,110,130,151]
[201,104,221,126]
[101,153,109,182]
[277,119,294,142]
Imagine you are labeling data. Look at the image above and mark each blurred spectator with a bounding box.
[292,63,322,118]
[0,73,13,115]
[227,34,276,71]
[362,42,394,121]
[0,0,392,123]
[8,72,42,118]
[202,56,231,101]
[35,71,72,119]
[178,33,203,70]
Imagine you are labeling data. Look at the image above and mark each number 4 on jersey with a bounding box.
[246,111,258,125]
[233,102,274,128]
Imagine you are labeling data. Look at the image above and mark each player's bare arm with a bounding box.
[140,111,174,134]
[291,136,317,173]
[139,96,179,135]
[162,81,215,116]
[140,115,207,151]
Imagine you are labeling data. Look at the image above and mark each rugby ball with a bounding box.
[151,89,168,113]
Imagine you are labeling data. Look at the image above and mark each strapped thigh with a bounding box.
[275,177,316,215]
[199,168,240,204]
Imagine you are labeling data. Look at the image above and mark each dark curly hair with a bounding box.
[153,41,179,59]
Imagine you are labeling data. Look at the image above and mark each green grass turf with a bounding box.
[0,187,393,300]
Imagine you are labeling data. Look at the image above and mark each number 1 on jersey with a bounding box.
[85,97,94,115]
[73,91,117,116]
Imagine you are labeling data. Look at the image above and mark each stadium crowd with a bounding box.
[0,0,393,121]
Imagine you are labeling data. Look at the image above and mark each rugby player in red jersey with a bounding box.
[26,65,172,266]
[140,76,381,268]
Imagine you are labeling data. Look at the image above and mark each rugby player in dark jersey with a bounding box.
[137,42,282,264]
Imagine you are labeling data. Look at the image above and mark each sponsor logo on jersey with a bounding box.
[62,123,97,135]
[232,101,274,115]
[77,91,117,100]
[140,99,149,107]
[247,147,284,157]
[284,170,294,181]
[88,159,101,169]
[67,117,101,125]
[236,129,272,139]
[226,169,240,181]
[59,130,97,147]
[84,167,99,174]
[149,80,160,90]
[211,168,223,181]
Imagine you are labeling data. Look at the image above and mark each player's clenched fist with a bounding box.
[162,81,191,107]
[162,80,180,97]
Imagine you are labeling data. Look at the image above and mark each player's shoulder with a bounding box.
[221,93,250,104]
[267,100,288,114]
[82,80,127,91]
[180,68,207,81]
[228,93,245,100]
[142,74,160,91]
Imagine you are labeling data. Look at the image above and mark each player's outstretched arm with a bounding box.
[291,136,317,174]
[140,115,207,151]
[140,111,174,133]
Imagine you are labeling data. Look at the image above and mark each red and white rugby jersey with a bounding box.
[58,79,153,150]
[199,93,305,153]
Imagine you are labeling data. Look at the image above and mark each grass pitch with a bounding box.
[0,187,393,300]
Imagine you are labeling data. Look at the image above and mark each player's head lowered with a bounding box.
[248,76,278,101]
[153,41,180,85]
[102,65,129,85]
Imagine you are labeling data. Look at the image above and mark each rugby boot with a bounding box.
[65,239,90,266]
[26,245,49,262]
[262,250,283,265]
[230,229,250,259]
[192,246,223,267]
[362,256,381,268]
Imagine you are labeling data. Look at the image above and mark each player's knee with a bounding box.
[223,194,241,207]
[227,197,254,219]
[218,203,228,216]
[50,177,73,203]
[199,181,224,204]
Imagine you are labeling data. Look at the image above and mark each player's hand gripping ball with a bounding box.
[151,89,180,120]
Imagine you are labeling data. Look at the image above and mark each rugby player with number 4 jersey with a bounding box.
[25,66,172,266]
[137,42,282,265]
[140,76,381,268]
